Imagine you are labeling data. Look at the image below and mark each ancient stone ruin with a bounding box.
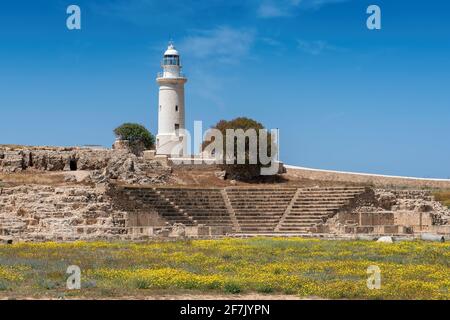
[1,145,449,242]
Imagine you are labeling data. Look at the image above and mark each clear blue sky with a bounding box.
[1,0,449,178]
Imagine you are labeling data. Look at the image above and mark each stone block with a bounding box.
[155,155,169,166]
[429,225,450,235]
[382,225,399,234]
[344,226,355,234]
[143,150,156,161]
[313,224,330,233]
[130,227,154,237]
[210,226,233,236]
[113,139,130,151]
[359,212,395,226]
[355,226,374,234]
[394,211,433,229]
[185,225,211,237]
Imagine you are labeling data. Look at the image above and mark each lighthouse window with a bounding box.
[175,105,178,112]
[159,105,162,111]
[163,55,179,66]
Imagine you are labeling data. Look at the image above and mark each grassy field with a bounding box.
[0,238,449,300]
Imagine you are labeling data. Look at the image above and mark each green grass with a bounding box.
[0,238,449,299]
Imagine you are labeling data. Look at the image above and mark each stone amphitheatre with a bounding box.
[1,144,449,243]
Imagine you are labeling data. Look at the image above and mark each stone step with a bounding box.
[234,214,284,218]
[180,209,228,212]
[238,226,278,230]
[277,228,311,233]
[300,190,363,197]
[280,223,320,230]
[239,221,278,225]
[233,210,286,213]
[238,219,278,223]
[194,221,233,225]
[187,212,230,215]
[160,196,224,199]
[295,197,353,204]
[298,193,362,198]
[289,212,334,216]
[292,204,344,209]
[301,187,365,191]
[284,215,328,220]
[280,222,320,227]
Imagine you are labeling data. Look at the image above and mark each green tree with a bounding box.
[114,123,155,155]
[205,117,275,180]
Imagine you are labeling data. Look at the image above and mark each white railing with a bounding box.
[157,72,186,78]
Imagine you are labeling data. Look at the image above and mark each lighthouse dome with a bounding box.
[162,42,181,67]
[164,43,179,56]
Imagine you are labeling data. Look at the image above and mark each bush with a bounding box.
[0,280,9,291]
[256,283,274,294]
[133,278,151,290]
[114,123,155,155]
[224,282,242,294]
[204,117,275,180]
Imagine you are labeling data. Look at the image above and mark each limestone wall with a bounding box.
[324,189,450,235]
[0,185,128,241]
[0,145,171,185]
[286,165,450,189]
[0,146,111,173]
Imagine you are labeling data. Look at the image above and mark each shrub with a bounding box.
[133,278,151,290]
[37,279,59,290]
[256,283,274,294]
[204,117,276,180]
[224,282,242,294]
[0,281,8,291]
[114,123,155,155]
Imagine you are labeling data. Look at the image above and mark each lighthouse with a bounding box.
[156,42,187,156]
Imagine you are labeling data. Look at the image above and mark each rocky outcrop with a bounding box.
[0,146,107,172]
[89,151,172,185]
[0,146,172,185]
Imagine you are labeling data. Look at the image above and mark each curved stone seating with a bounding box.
[156,188,233,227]
[121,187,195,226]
[226,188,297,233]
[277,187,366,233]
[117,186,368,234]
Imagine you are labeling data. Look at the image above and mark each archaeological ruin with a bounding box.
[1,144,449,242]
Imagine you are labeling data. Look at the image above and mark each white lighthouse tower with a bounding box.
[156,42,187,156]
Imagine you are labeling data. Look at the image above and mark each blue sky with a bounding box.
[0,0,449,178]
